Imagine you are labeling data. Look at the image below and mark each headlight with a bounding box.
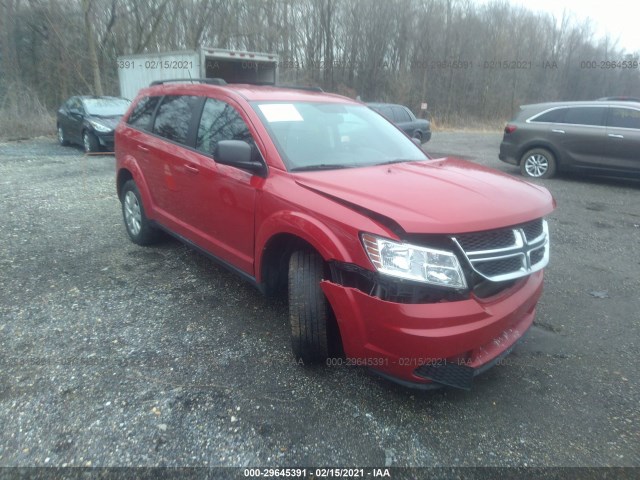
[89,120,112,133]
[361,233,467,289]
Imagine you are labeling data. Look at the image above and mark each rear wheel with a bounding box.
[413,131,423,143]
[121,180,161,245]
[83,130,100,153]
[288,250,332,363]
[520,148,557,179]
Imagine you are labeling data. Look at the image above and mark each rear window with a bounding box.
[127,96,160,131]
[608,108,640,129]
[562,107,606,127]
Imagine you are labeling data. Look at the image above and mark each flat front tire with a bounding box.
[121,180,160,245]
[520,148,557,179]
[288,250,332,363]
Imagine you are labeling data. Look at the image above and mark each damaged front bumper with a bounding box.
[320,270,543,389]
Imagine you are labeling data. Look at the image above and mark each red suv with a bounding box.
[115,80,555,390]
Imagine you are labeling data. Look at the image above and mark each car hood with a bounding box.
[86,115,122,130]
[294,158,555,234]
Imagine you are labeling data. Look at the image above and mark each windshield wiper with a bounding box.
[373,159,414,166]
[290,164,352,172]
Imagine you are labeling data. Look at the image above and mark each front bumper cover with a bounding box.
[320,270,543,389]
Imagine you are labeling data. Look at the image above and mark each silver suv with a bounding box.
[499,101,640,179]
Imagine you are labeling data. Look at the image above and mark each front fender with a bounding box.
[255,210,355,281]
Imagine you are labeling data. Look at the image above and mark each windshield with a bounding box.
[82,98,131,117]
[251,102,429,171]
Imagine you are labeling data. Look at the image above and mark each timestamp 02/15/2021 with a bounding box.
[116,59,195,70]
[243,468,392,478]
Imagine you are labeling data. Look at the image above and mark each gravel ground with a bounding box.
[0,134,639,470]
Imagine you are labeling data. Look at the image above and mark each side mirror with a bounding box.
[214,140,266,176]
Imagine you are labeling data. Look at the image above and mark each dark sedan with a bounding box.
[367,102,431,143]
[57,96,130,152]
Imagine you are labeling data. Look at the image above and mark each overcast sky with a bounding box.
[482,0,640,53]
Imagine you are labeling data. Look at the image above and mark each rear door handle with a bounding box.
[608,133,624,139]
[551,129,565,134]
[137,145,149,152]
[184,164,199,174]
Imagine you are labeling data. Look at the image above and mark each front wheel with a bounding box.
[83,131,100,153]
[121,180,161,245]
[57,125,69,146]
[288,250,333,363]
[520,148,557,179]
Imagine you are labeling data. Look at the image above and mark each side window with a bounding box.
[392,106,411,123]
[152,95,199,144]
[379,106,393,119]
[403,107,416,121]
[127,96,160,131]
[196,98,255,155]
[562,107,606,127]
[531,108,566,123]
[608,108,640,129]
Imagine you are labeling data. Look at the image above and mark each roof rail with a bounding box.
[149,78,227,86]
[278,84,324,93]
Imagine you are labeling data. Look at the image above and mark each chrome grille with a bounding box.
[452,219,549,282]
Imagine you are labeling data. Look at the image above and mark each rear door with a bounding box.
[606,106,640,173]
[144,95,203,228]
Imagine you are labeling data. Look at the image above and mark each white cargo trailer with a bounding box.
[117,47,279,100]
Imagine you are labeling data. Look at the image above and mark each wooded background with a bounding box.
[1,0,639,135]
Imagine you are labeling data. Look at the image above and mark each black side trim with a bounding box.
[152,222,264,293]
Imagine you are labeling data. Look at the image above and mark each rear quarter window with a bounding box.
[530,108,566,123]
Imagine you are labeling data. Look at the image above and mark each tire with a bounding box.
[520,148,557,179]
[288,250,332,363]
[413,131,423,143]
[83,130,100,153]
[57,125,69,146]
[121,180,161,245]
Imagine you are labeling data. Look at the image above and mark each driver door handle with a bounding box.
[608,133,624,139]
[551,129,565,134]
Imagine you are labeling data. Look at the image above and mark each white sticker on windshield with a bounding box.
[258,104,303,122]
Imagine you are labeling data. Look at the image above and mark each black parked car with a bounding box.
[57,96,131,152]
[367,103,431,143]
